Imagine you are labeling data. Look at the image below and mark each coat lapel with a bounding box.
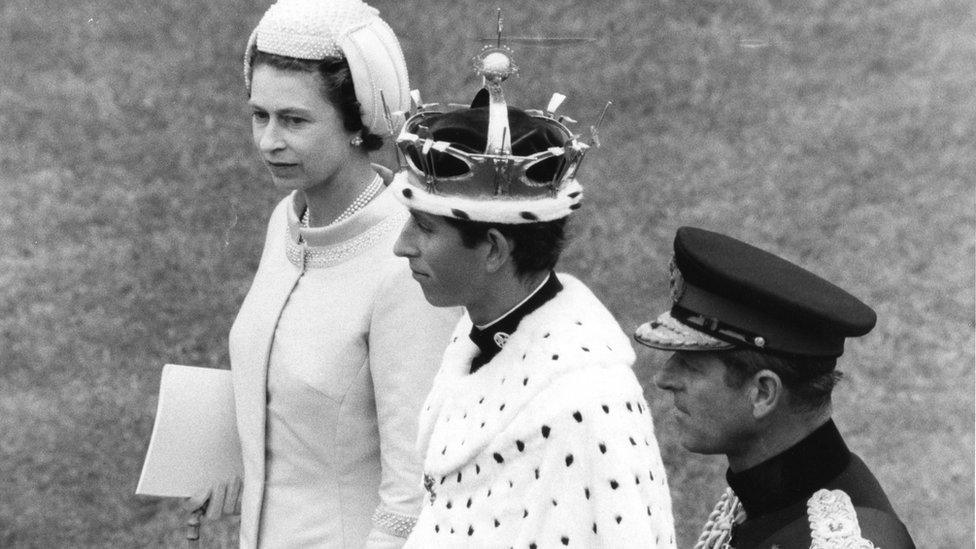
[230,199,302,546]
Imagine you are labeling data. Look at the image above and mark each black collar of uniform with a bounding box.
[726,419,851,518]
[468,272,563,373]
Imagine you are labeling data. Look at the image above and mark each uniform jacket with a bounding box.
[405,274,676,548]
[230,191,458,548]
[700,420,914,548]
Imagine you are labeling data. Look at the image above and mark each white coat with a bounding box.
[230,191,458,547]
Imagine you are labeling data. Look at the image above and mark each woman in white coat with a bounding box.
[190,0,458,546]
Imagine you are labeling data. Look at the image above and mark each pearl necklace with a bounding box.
[301,175,383,228]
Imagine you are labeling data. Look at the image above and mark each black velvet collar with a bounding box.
[468,272,562,373]
[727,419,851,518]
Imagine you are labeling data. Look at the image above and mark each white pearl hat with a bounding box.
[243,0,410,135]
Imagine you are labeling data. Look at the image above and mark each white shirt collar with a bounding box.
[475,272,552,330]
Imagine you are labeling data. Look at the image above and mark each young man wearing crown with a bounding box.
[635,227,915,548]
[377,45,676,547]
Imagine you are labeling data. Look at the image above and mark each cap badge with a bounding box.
[493,332,510,349]
[668,257,685,304]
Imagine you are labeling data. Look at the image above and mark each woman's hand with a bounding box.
[183,477,243,521]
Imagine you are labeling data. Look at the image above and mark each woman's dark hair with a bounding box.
[720,348,840,412]
[442,216,568,279]
[249,48,383,151]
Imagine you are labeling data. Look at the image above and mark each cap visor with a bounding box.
[634,311,735,351]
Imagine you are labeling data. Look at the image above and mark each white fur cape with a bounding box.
[405,275,676,548]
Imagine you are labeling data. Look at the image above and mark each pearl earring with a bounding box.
[350,135,364,147]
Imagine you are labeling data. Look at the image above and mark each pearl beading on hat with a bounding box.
[243,0,410,136]
[255,0,378,61]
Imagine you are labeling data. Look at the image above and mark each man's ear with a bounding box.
[749,369,784,419]
[483,228,513,274]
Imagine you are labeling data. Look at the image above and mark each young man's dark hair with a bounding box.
[442,217,567,278]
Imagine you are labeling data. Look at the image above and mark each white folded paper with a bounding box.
[136,364,242,497]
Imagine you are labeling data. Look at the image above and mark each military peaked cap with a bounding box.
[635,227,877,358]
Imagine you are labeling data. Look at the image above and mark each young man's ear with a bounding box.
[749,369,784,420]
[483,228,513,274]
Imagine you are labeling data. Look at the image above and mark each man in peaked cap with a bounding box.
[635,226,915,548]
[379,40,677,547]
